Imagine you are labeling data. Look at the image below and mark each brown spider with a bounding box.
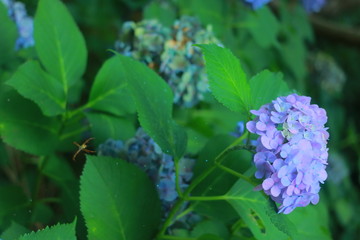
[72,137,96,161]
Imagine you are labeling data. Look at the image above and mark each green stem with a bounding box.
[157,132,252,237]
[215,162,257,186]
[174,157,183,198]
[31,156,49,207]
[185,195,227,201]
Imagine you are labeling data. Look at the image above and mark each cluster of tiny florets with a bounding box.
[115,16,221,107]
[98,128,195,211]
[1,0,34,49]
[246,93,329,214]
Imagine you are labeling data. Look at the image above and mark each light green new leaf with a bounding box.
[80,156,161,240]
[86,111,136,144]
[250,70,290,110]
[196,44,251,116]
[0,3,17,66]
[88,56,136,116]
[115,54,187,159]
[34,0,87,88]
[19,220,76,240]
[226,178,298,240]
[7,61,66,116]
[0,91,60,155]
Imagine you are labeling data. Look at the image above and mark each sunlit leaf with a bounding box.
[18,220,76,240]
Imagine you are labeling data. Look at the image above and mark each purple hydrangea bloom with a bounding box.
[1,0,34,49]
[301,0,326,13]
[242,0,272,9]
[246,94,329,214]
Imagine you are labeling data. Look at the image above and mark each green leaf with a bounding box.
[88,56,136,116]
[191,220,229,239]
[34,0,87,88]
[245,6,280,48]
[0,3,17,66]
[143,1,176,28]
[18,220,77,240]
[249,70,290,110]
[86,111,136,144]
[115,54,187,159]
[196,44,251,115]
[0,91,60,155]
[0,185,30,226]
[6,61,66,116]
[226,178,298,240]
[287,203,331,240]
[80,155,161,240]
[1,221,30,240]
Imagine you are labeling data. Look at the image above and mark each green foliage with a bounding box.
[191,220,229,239]
[0,91,60,155]
[249,70,290,110]
[6,61,66,116]
[226,178,298,240]
[115,54,187,159]
[88,56,136,116]
[0,3,17,66]
[1,221,30,240]
[80,155,161,240]
[196,44,251,116]
[18,220,77,240]
[34,0,87,91]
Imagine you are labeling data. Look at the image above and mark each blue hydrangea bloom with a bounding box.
[242,0,272,9]
[1,0,34,49]
[246,94,329,214]
[98,129,195,212]
[301,0,326,13]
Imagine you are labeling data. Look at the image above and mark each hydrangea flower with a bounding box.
[98,128,195,212]
[160,16,221,107]
[1,0,34,49]
[301,0,326,13]
[115,16,221,108]
[246,93,329,214]
[242,0,272,9]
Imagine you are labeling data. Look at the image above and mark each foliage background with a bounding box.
[1,0,360,239]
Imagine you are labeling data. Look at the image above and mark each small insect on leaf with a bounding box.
[73,137,96,161]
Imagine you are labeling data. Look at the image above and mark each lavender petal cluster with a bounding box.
[115,16,221,108]
[1,0,34,49]
[301,0,326,13]
[98,128,195,212]
[242,0,272,9]
[246,94,329,214]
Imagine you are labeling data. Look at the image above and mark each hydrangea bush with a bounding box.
[0,0,341,239]
[246,93,329,213]
[243,0,327,12]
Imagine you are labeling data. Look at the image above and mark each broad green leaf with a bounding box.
[88,56,136,116]
[115,54,187,159]
[0,90,60,155]
[191,220,229,239]
[6,61,66,116]
[249,70,290,110]
[0,3,17,66]
[226,178,298,240]
[19,220,76,240]
[80,155,161,240]
[0,185,30,226]
[1,221,30,240]
[34,0,87,88]
[287,202,331,240]
[85,111,136,144]
[196,44,251,116]
[245,6,280,48]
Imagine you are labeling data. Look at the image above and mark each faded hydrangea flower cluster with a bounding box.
[1,0,34,49]
[246,94,329,214]
[115,16,221,107]
[98,128,195,211]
